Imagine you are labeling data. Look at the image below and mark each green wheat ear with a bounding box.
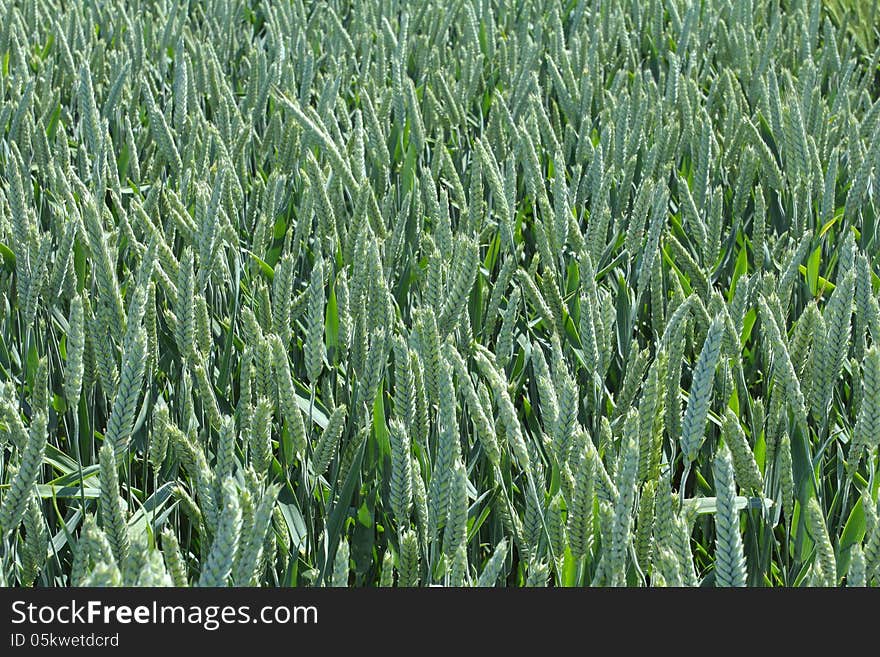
[777,432,795,528]
[681,317,724,465]
[608,415,639,587]
[442,462,469,559]
[331,538,350,588]
[379,549,394,587]
[568,441,596,561]
[635,480,657,576]
[811,269,855,424]
[250,398,273,474]
[234,483,280,586]
[0,410,47,537]
[64,296,85,407]
[305,254,325,386]
[848,545,866,587]
[476,538,509,587]
[398,528,421,588]
[20,495,47,586]
[388,418,413,530]
[713,444,747,587]
[198,478,241,587]
[98,442,130,567]
[105,326,147,456]
[852,346,880,460]
[161,529,189,586]
[721,408,763,493]
[269,335,307,458]
[805,498,838,588]
[312,404,347,475]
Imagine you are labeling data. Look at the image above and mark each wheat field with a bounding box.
[0,0,879,587]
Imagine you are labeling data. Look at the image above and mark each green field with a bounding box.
[1,0,879,587]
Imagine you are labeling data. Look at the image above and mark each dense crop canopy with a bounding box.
[0,0,879,587]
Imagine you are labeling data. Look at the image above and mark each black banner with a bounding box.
[0,587,875,652]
